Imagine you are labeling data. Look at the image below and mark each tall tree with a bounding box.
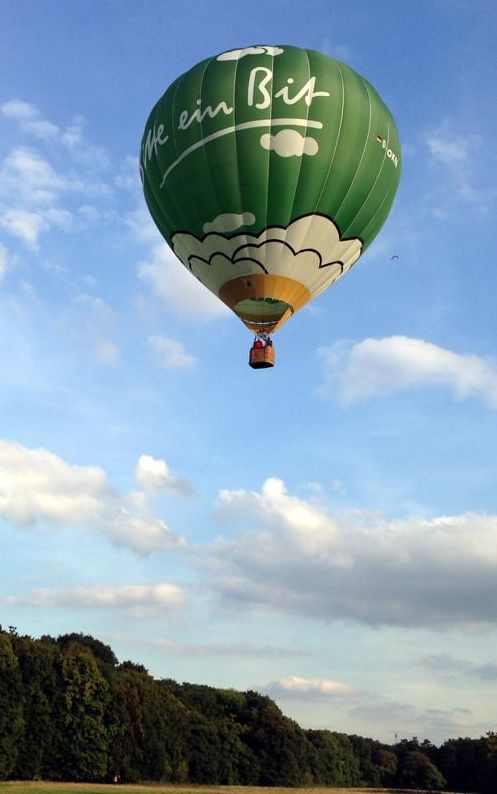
[11,635,60,779]
[51,642,110,780]
[0,632,23,779]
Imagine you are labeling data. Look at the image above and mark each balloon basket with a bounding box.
[249,342,275,369]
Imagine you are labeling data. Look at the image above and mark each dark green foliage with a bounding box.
[0,626,495,790]
[52,643,110,780]
[436,735,489,792]
[397,749,446,790]
[56,633,118,675]
[0,634,23,779]
[10,635,60,779]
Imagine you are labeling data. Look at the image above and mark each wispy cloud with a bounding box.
[426,119,496,212]
[419,653,497,681]
[147,638,308,658]
[138,244,229,322]
[350,698,475,743]
[5,582,184,616]
[148,335,197,369]
[318,336,497,407]
[0,439,187,554]
[267,675,364,701]
[1,99,59,140]
[0,100,113,250]
[203,477,497,629]
[0,243,8,282]
[69,293,120,364]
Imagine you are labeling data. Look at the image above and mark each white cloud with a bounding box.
[318,336,497,408]
[2,101,109,169]
[135,453,193,496]
[0,439,187,554]
[115,155,141,192]
[138,243,229,321]
[126,205,162,244]
[0,209,47,249]
[148,335,197,369]
[260,130,318,157]
[0,147,66,204]
[0,243,9,283]
[0,102,113,251]
[1,99,59,140]
[426,120,495,210]
[205,477,497,628]
[6,582,184,615]
[268,675,363,700]
[69,293,120,364]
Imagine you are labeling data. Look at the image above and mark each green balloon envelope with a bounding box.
[140,45,401,333]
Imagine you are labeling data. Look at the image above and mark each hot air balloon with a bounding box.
[140,45,401,368]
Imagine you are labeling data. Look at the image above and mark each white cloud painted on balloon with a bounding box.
[203,212,256,234]
[217,46,284,62]
[260,130,319,157]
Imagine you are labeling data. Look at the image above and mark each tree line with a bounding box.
[0,627,495,791]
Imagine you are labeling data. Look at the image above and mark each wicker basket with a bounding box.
[249,345,275,369]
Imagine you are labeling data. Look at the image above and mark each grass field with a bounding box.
[0,782,455,794]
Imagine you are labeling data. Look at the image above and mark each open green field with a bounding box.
[0,783,455,794]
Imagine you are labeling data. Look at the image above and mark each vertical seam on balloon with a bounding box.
[198,56,225,240]
[300,59,346,302]
[358,188,392,242]
[160,76,196,239]
[341,109,391,242]
[309,60,346,225]
[330,75,373,227]
[231,43,251,284]
[263,47,276,245]
[287,47,312,243]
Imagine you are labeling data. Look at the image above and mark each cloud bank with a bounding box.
[204,477,497,629]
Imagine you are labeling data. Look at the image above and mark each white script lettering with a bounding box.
[140,124,170,178]
[248,68,330,109]
[178,99,233,131]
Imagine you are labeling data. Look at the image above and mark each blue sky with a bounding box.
[1,0,497,745]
